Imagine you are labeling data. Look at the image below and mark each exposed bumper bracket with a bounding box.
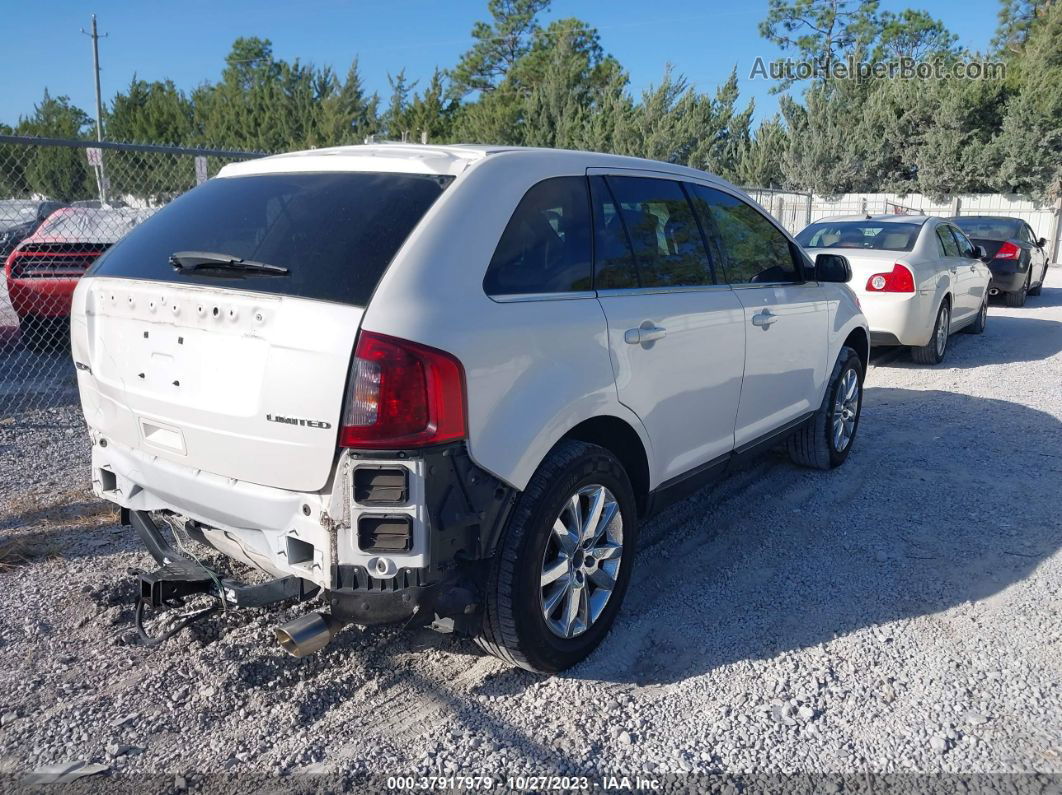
[129,510,320,609]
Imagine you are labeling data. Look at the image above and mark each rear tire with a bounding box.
[475,440,638,674]
[1027,266,1044,297]
[787,345,863,470]
[963,295,988,335]
[1005,272,1029,307]
[911,302,950,365]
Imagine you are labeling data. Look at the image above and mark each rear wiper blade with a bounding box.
[169,251,289,276]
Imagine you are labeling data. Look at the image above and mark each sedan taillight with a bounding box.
[994,241,1021,260]
[339,331,466,449]
[865,264,915,293]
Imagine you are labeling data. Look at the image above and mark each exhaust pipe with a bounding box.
[275,611,345,657]
[989,288,1000,296]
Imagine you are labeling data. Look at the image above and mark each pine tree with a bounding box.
[15,90,95,200]
[450,0,551,96]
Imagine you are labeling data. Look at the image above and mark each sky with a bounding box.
[0,0,1004,129]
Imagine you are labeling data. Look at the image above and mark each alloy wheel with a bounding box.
[539,484,623,639]
[831,367,860,452]
[936,305,950,357]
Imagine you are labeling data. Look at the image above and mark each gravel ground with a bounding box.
[0,272,1060,790]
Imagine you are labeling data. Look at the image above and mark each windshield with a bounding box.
[952,217,1021,241]
[796,221,921,252]
[0,201,42,233]
[34,208,155,244]
[88,172,453,306]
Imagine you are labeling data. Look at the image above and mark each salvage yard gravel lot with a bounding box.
[0,271,1060,787]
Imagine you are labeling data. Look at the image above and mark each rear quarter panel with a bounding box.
[362,153,653,491]
[825,284,869,392]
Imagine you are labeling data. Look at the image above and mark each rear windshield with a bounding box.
[796,221,921,252]
[87,172,453,306]
[951,217,1020,241]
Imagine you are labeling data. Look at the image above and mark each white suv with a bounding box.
[72,145,868,673]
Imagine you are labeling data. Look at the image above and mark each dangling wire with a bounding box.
[134,598,220,647]
[164,513,228,615]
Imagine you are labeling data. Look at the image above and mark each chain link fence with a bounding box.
[0,135,263,436]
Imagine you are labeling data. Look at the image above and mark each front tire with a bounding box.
[911,301,950,365]
[475,440,638,674]
[787,345,863,470]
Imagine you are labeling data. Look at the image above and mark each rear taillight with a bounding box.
[339,331,466,449]
[994,241,1020,260]
[866,264,915,293]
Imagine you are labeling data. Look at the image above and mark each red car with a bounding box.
[4,207,153,351]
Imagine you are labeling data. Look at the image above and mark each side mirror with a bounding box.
[1038,237,1048,249]
[814,253,852,283]
[974,245,987,260]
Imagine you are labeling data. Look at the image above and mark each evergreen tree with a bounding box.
[382,70,416,140]
[406,70,458,143]
[15,90,95,200]
[759,0,881,89]
[874,9,960,61]
[450,0,551,96]
[736,116,789,188]
[993,0,1051,53]
[989,0,1062,198]
[322,59,379,144]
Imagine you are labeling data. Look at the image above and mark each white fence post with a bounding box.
[1052,198,1062,265]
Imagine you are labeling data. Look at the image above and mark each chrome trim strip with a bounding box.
[596,284,733,297]
[488,291,597,304]
[728,281,813,289]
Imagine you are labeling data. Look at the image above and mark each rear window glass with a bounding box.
[88,172,453,306]
[796,221,920,252]
[483,177,592,296]
[951,217,1021,241]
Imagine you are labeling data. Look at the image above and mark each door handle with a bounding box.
[624,325,667,345]
[751,309,778,328]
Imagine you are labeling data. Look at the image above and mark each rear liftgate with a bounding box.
[127,510,321,646]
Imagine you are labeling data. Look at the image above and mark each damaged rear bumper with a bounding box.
[96,436,516,633]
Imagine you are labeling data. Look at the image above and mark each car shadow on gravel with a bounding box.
[511,386,1062,687]
[872,315,1062,369]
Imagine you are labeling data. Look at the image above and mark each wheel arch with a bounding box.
[561,416,651,518]
[842,326,869,373]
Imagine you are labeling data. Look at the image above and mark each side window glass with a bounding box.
[689,184,798,284]
[1022,224,1036,245]
[936,226,959,257]
[950,226,975,258]
[588,176,639,289]
[601,176,713,288]
[483,177,592,296]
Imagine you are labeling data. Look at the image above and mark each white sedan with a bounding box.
[796,215,992,364]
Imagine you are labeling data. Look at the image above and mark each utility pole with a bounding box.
[81,15,109,204]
